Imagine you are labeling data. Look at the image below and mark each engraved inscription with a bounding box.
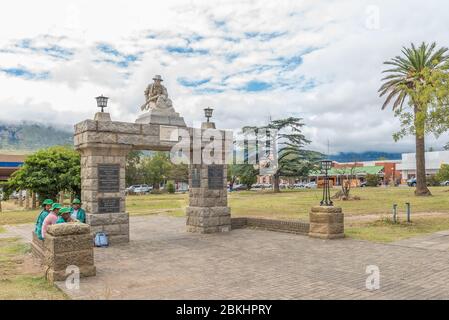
[98,198,120,214]
[208,165,224,190]
[98,164,120,193]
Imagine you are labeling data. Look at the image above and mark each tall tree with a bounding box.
[126,150,143,186]
[379,42,449,196]
[141,152,172,190]
[7,146,81,201]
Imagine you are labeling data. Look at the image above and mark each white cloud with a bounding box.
[1,0,449,154]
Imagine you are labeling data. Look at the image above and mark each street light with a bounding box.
[204,107,213,122]
[95,95,109,113]
[320,159,333,206]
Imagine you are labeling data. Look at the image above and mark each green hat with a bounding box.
[42,199,54,206]
[58,207,70,216]
[72,198,81,204]
[51,203,62,211]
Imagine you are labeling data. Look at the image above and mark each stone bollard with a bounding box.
[309,206,344,239]
[43,223,96,282]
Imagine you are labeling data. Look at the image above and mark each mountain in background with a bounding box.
[328,151,403,163]
[0,122,73,152]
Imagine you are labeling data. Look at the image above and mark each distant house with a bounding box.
[0,154,26,181]
[397,150,449,180]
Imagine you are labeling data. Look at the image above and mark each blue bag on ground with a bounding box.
[94,232,109,247]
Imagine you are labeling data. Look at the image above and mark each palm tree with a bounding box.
[379,42,449,196]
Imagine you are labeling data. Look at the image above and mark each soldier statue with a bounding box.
[141,75,174,112]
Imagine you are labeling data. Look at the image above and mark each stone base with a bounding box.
[86,212,130,245]
[186,206,231,233]
[309,206,344,240]
[43,223,96,283]
[135,110,186,127]
[94,112,111,121]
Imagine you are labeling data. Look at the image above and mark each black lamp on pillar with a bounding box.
[320,159,333,206]
[95,95,109,113]
[204,107,213,122]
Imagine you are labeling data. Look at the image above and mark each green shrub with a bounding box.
[365,174,380,187]
[167,182,175,194]
[427,175,441,186]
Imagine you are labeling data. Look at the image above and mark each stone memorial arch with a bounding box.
[74,75,232,244]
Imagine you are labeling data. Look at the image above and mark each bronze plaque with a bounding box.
[98,164,120,193]
[98,197,120,213]
[191,167,201,188]
[208,165,224,190]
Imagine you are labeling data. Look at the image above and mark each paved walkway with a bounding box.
[4,216,449,299]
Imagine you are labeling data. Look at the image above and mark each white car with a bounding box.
[305,182,317,189]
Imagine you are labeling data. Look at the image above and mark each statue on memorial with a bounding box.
[141,75,174,113]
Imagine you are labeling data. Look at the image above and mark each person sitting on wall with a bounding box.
[56,207,78,224]
[70,199,86,223]
[34,199,54,240]
[41,203,61,239]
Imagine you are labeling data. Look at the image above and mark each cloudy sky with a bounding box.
[1,0,448,154]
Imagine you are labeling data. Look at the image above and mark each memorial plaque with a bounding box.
[98,164,120,193]
[98,197,120,213]
[191,167,201,188]
[208,165,224,190]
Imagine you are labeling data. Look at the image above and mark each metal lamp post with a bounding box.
[204,107,213,122]
[320,159,333,206]
[95,95,109,113]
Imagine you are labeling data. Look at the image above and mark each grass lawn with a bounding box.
[1,186,449,243]
[0,237,67,299]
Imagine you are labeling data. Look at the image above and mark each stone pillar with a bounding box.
[43,223,96,282]
[79,144,131,245]
[309,206,344,239]
[186,124,232,233]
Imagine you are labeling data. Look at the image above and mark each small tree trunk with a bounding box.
[59,191,65,204]
[273,174,280,193]
[31,192,37,209]
[18,191,23,207]
[415,134,431,196]
[25,190,30,210]
[0,200,2,212]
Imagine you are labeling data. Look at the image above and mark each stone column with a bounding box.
[186,123,232,233]
[309,206,344,239]
[79,144,131,245]
[43,223,96,282]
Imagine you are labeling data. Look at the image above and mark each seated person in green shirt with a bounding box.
[56,207,77,224]
[70,199,86,223]
[34,199,54,240]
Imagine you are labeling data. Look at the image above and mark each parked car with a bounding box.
[293,183,305,189]
[250,183,263,190]
[440,180,449,186]
[232,184,247,191]
[407,177,416,187]
[360,181,367,187]
[305,182,317,189]
[127,184,152,194]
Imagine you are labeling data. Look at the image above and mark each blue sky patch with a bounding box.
[1,67,49,80]
[177,77,211,87]
[240,80,272,92]
[166,46,209,55]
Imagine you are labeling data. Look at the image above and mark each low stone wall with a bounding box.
[309,206,344,239]
[43,223,96,282]
[231,217,310,235]
[31,232,45,262]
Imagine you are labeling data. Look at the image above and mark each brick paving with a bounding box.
[5,216,449,299]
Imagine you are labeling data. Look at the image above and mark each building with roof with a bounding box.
[397,150,449,180]
[0,154,26,181]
